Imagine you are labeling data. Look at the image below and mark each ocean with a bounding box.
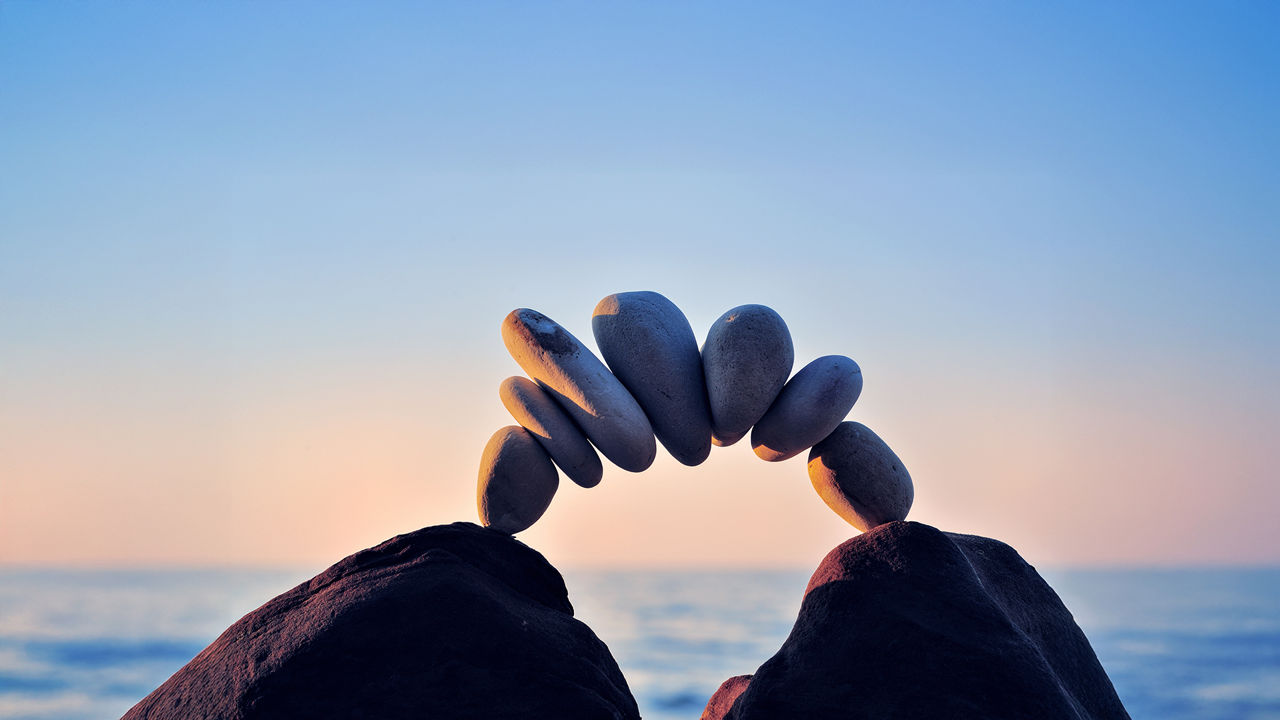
[0,567,1277,719]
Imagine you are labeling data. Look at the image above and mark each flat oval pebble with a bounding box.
[751,355,863,462]
[477,425,559,534]
[702,304,794,447]
[592,291,713,466]
[807,421,914,532]
[500,376,604,488]
[502,308,656,473]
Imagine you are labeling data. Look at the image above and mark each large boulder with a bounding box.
[705,522,1130,720]
[124,522,639,720]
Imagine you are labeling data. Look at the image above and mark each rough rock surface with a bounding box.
[478,424,560,533]
[124,523,640,720]
[700,675,753,720]
[503,308,656,473]
[807,420,913,531]
[704,521,1130,720]
[751,355,862,462]
[702,304,794,447]
[500,375,604,488]
[593,291,713,466]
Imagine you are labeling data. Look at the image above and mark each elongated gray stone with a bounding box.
[477,425,559,534]
[702,304,794,447]
[592,291,713,466]
[502,308,656,473]
[807,421,913,532]
[500,376,603,488]
[752,355,863,462]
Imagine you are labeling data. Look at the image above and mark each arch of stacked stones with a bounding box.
[477,291,915,535]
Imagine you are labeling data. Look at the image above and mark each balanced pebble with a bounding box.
[752,355,863,462]
[500,376,604,488]
[702,304,794,447]
[592,291,713,466]
[502,308,656,473]
[807,421,914,532]
[477,425,559,534]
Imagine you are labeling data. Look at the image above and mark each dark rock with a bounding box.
[704,522,1130,720]
[124,522,639,720]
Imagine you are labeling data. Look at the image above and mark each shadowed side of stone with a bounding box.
[124,522,639,720]
[706,522,1130,720]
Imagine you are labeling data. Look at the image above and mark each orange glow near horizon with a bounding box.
[3,346,1276,570]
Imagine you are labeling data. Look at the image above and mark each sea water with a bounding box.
[0,567,1277,719]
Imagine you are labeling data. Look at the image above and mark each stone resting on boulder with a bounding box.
[122,522,639,720]
[701,521,1131,720]
[120,519,1129,720]
[123,291,1130,719]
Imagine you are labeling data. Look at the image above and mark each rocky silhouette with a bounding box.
[123,292,1128,720]
[703,521,1131,720]
[123,523,639,720]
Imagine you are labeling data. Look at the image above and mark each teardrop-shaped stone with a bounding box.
[702,304,794,447]
[592,291,713,466]
[477,425,559,534]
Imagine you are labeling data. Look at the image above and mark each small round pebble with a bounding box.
[702,304,794,447]
[751,355,863,462]
[500,376,604,488]
[807,421,914,532]
[477,425,560,534]
[502,308,656,473]
[592,291,713,466]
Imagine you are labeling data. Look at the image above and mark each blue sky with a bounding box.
[2,2,1277,566]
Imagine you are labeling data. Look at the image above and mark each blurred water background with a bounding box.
[0,567,1276,719]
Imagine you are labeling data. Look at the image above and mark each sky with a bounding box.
[1,2,1277,571]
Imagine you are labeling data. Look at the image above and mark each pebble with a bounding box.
[500,376,604,488]
[701,304,794,447]
[807,421,914,532]
[751,355,863,461]
[592,291,713,466]
[502,308,656,473]
[477,425,559,534]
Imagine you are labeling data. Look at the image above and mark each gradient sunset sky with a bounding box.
[2,2,1277,570]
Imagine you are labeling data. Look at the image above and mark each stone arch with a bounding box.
[478,292,913,535]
